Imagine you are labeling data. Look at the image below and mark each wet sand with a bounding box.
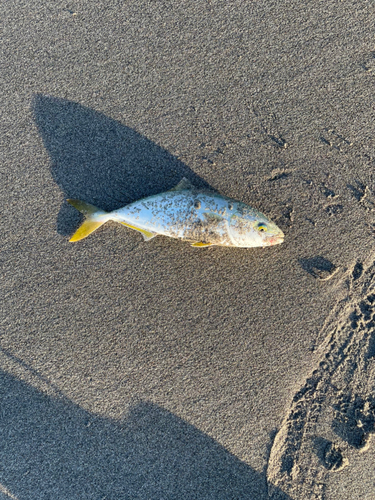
[1,1,375,498]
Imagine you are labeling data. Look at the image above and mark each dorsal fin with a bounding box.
[169,177,195,192]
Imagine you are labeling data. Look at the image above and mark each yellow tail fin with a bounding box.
[67,199,108,242]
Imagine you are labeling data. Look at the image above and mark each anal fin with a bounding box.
[191,242,214,247]
[120,222,157,241]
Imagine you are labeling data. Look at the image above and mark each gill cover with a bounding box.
[228,213,263,247]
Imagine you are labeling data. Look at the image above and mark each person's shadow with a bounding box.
[32,94,211,237]
[0,357,290,500]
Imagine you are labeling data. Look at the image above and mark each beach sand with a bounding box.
[1,1,375,498]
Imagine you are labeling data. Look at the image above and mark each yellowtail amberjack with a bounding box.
[68,178,284,248]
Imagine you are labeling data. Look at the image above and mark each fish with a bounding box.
[67,178,284,248]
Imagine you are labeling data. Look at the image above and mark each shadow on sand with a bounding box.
[0,365,291,499]
[28,95,291,499]
[32,95,211,236]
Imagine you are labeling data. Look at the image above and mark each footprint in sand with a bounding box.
[267,259,375,500]
[299,256,339,281]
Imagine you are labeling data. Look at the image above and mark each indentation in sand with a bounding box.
[267,258,375,499]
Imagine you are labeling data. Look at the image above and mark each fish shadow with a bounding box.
[32,94,211,236]
[0,364,291,499]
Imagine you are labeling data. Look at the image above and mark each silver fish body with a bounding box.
[68,179,284,248]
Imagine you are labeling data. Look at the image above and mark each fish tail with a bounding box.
[67,199,109,242]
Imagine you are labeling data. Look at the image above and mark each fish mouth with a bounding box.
[268,234,284,246]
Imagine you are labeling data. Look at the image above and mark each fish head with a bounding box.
[228,208,284,248]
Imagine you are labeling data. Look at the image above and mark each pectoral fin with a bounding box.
[191,242,214,247]
[203,213,224,222]
[120,222,157,241]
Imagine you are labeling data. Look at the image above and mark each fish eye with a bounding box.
[257,223,268,232]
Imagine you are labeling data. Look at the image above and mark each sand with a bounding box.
[1,0,375,498]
